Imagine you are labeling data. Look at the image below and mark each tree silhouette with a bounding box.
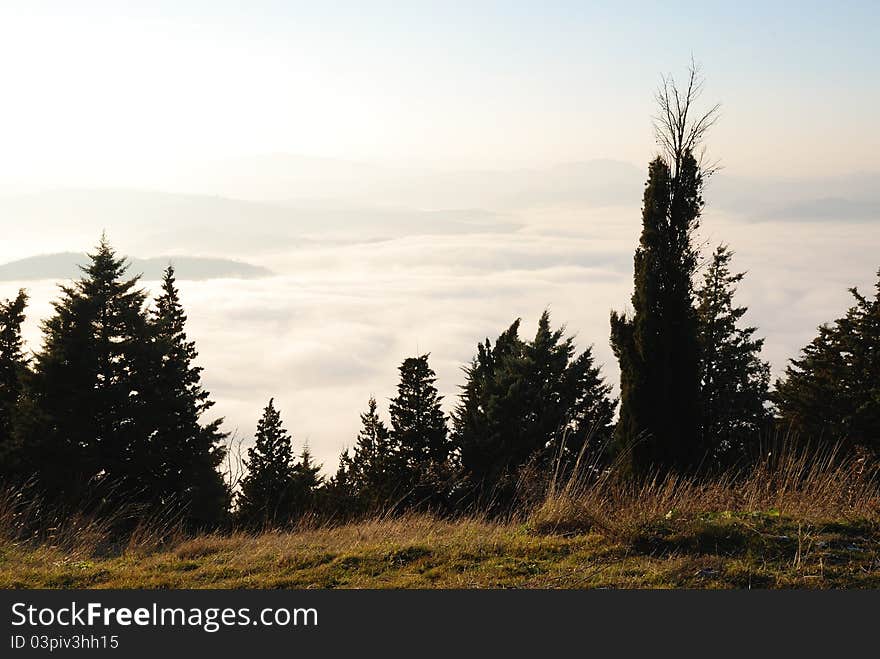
[347,396,401,510]
[320,448,358,518]
[289,441,323,515]
[389,354,451,508]
[23,236,153,500]
[454,311,615,498]
[775,269,880,453]
[0,289,28,476]
[237,398,297,526]
[611,63,717,475]
[146,265,229,527]
[696,246,770,464]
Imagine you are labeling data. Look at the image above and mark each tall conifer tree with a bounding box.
[147,265,229,526]
[25,236,153,499]
[611,65,718,474]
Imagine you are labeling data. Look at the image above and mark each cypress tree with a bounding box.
[389,354,451,506]
[237,398,296,526]
[147,265,229,526]
[0,290,28,475]
[696,246,771,464]
[610,65,718,475]
[774,269,880,453]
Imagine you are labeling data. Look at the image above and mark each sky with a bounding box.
[0,2,877,471]
[0,1,878,183]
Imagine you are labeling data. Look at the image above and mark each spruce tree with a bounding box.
[0,290,28,475]
[696,246,770,464]
[24,236,153,500]
[453,312,615,494]
[774,269,880,453]
[147,265,229,526]
[237,398,296,526]
[611,66,718,475]
[389,354,451,505]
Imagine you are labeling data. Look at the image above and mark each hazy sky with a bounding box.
[1,1,878,185]
[0,2,878,471]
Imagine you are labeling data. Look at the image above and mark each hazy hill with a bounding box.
[169,154,880,220]
[0,252,273,281]
[0,188,520,257]
[172,154,648,207]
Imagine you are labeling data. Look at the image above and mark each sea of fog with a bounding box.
[0,164,877,471]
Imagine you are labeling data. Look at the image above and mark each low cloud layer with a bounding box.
[1,161,877,472]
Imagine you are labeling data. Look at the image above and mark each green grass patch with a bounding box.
[1,512,877,589]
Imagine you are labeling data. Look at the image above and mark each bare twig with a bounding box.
[652,58,722,179]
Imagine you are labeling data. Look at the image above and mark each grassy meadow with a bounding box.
[2,448,879,589]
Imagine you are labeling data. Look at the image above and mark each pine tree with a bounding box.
[696,246,770,464]
[774,269,880,453]
[0,290,28,475]
[611,65,717,475]
[24,236,153,500]
[237,398,296,526]
[453,312,615,494]
[146,265,229,526]
[389,354,451,506]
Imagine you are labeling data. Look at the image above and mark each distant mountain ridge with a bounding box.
[0,252,273,282]
[0,188,521,257]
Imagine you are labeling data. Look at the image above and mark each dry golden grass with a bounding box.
[2,446,879,589]
[532,445,880,542]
